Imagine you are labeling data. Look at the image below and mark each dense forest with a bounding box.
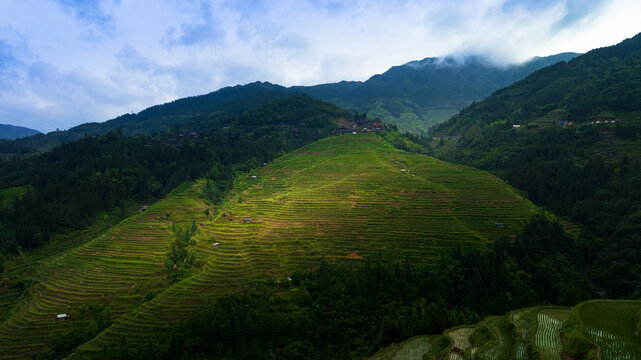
[34,215,600,360]
[0,95,348,266]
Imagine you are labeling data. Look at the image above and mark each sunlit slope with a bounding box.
[0,182,208,359]
[77,134,539,354]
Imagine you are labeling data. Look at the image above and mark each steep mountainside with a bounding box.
[434,33,641,136]
[293,53,579,133]
[429,32,641,299]
[0,134,543,358]
[0,124,40,140]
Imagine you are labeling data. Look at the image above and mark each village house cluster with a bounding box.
[331,119,386,136]
[148,129,200,148]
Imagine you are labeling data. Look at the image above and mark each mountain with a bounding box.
[9,81,292,153]
[0,124,40,140]
[0,134,544,358]
[4,52,578,154]
[429,33,641,300]
[293,53,579,134]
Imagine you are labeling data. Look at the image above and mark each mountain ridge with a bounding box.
[4,52,579,154]
[0,124,41,140]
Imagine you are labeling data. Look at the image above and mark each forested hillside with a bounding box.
[434,33,641,136]
[0,95,347,263]
[430,32,641,299]
[6,82,293,153]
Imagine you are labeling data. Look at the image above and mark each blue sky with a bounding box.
[1,0,640,132]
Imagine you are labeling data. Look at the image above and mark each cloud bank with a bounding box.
[0,0,640,132]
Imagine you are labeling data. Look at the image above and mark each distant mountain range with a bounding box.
[7,52,578,152]
[0,124,41,140]
[293,52,579,133]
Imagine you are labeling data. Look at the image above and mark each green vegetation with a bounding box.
[429,32,641,299]
[479,317,513,360]
[67,134,543,356]
[534,308,569,360]
[99,211,590,360]
[448,326,477,359]
[390,337,432,360]
[409,300,641,360]
[369,336,433,360]
[434,33,641,136]
[0,95,347,259]
[509,308,535,360]
[0,181,209,359]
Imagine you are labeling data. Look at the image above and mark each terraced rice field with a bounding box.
[447,326,477,360]
[579,300,641,360]
[479,317,512,360]
[390,336,432,360]
[0,182,209,359]
[369,336,433,360]
[509,308,535,360]
[72,134,540,356]
[534,308,570,360]
[410,300,641,360]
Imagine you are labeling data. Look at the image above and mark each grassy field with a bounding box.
[65,134,540,356]
[0,182,209,359]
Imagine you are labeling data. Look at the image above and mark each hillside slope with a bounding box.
[0,182,209,359]
[53,134,544,356]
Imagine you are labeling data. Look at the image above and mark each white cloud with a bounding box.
[0,0,640,132]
